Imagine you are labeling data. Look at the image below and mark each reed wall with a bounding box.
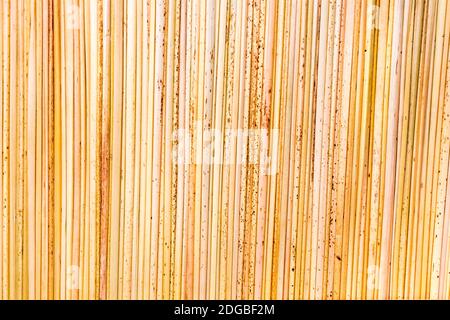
[1,0,450,300]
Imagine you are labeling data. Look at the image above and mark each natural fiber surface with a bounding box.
[1,0,450,300]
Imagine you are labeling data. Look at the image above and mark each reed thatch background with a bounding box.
[1,0,450,300]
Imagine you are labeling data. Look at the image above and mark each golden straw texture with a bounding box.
[1,0,450,300]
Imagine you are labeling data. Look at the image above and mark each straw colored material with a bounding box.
[1,0,450,300]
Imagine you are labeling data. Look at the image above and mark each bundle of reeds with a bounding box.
[1,0,450,300]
